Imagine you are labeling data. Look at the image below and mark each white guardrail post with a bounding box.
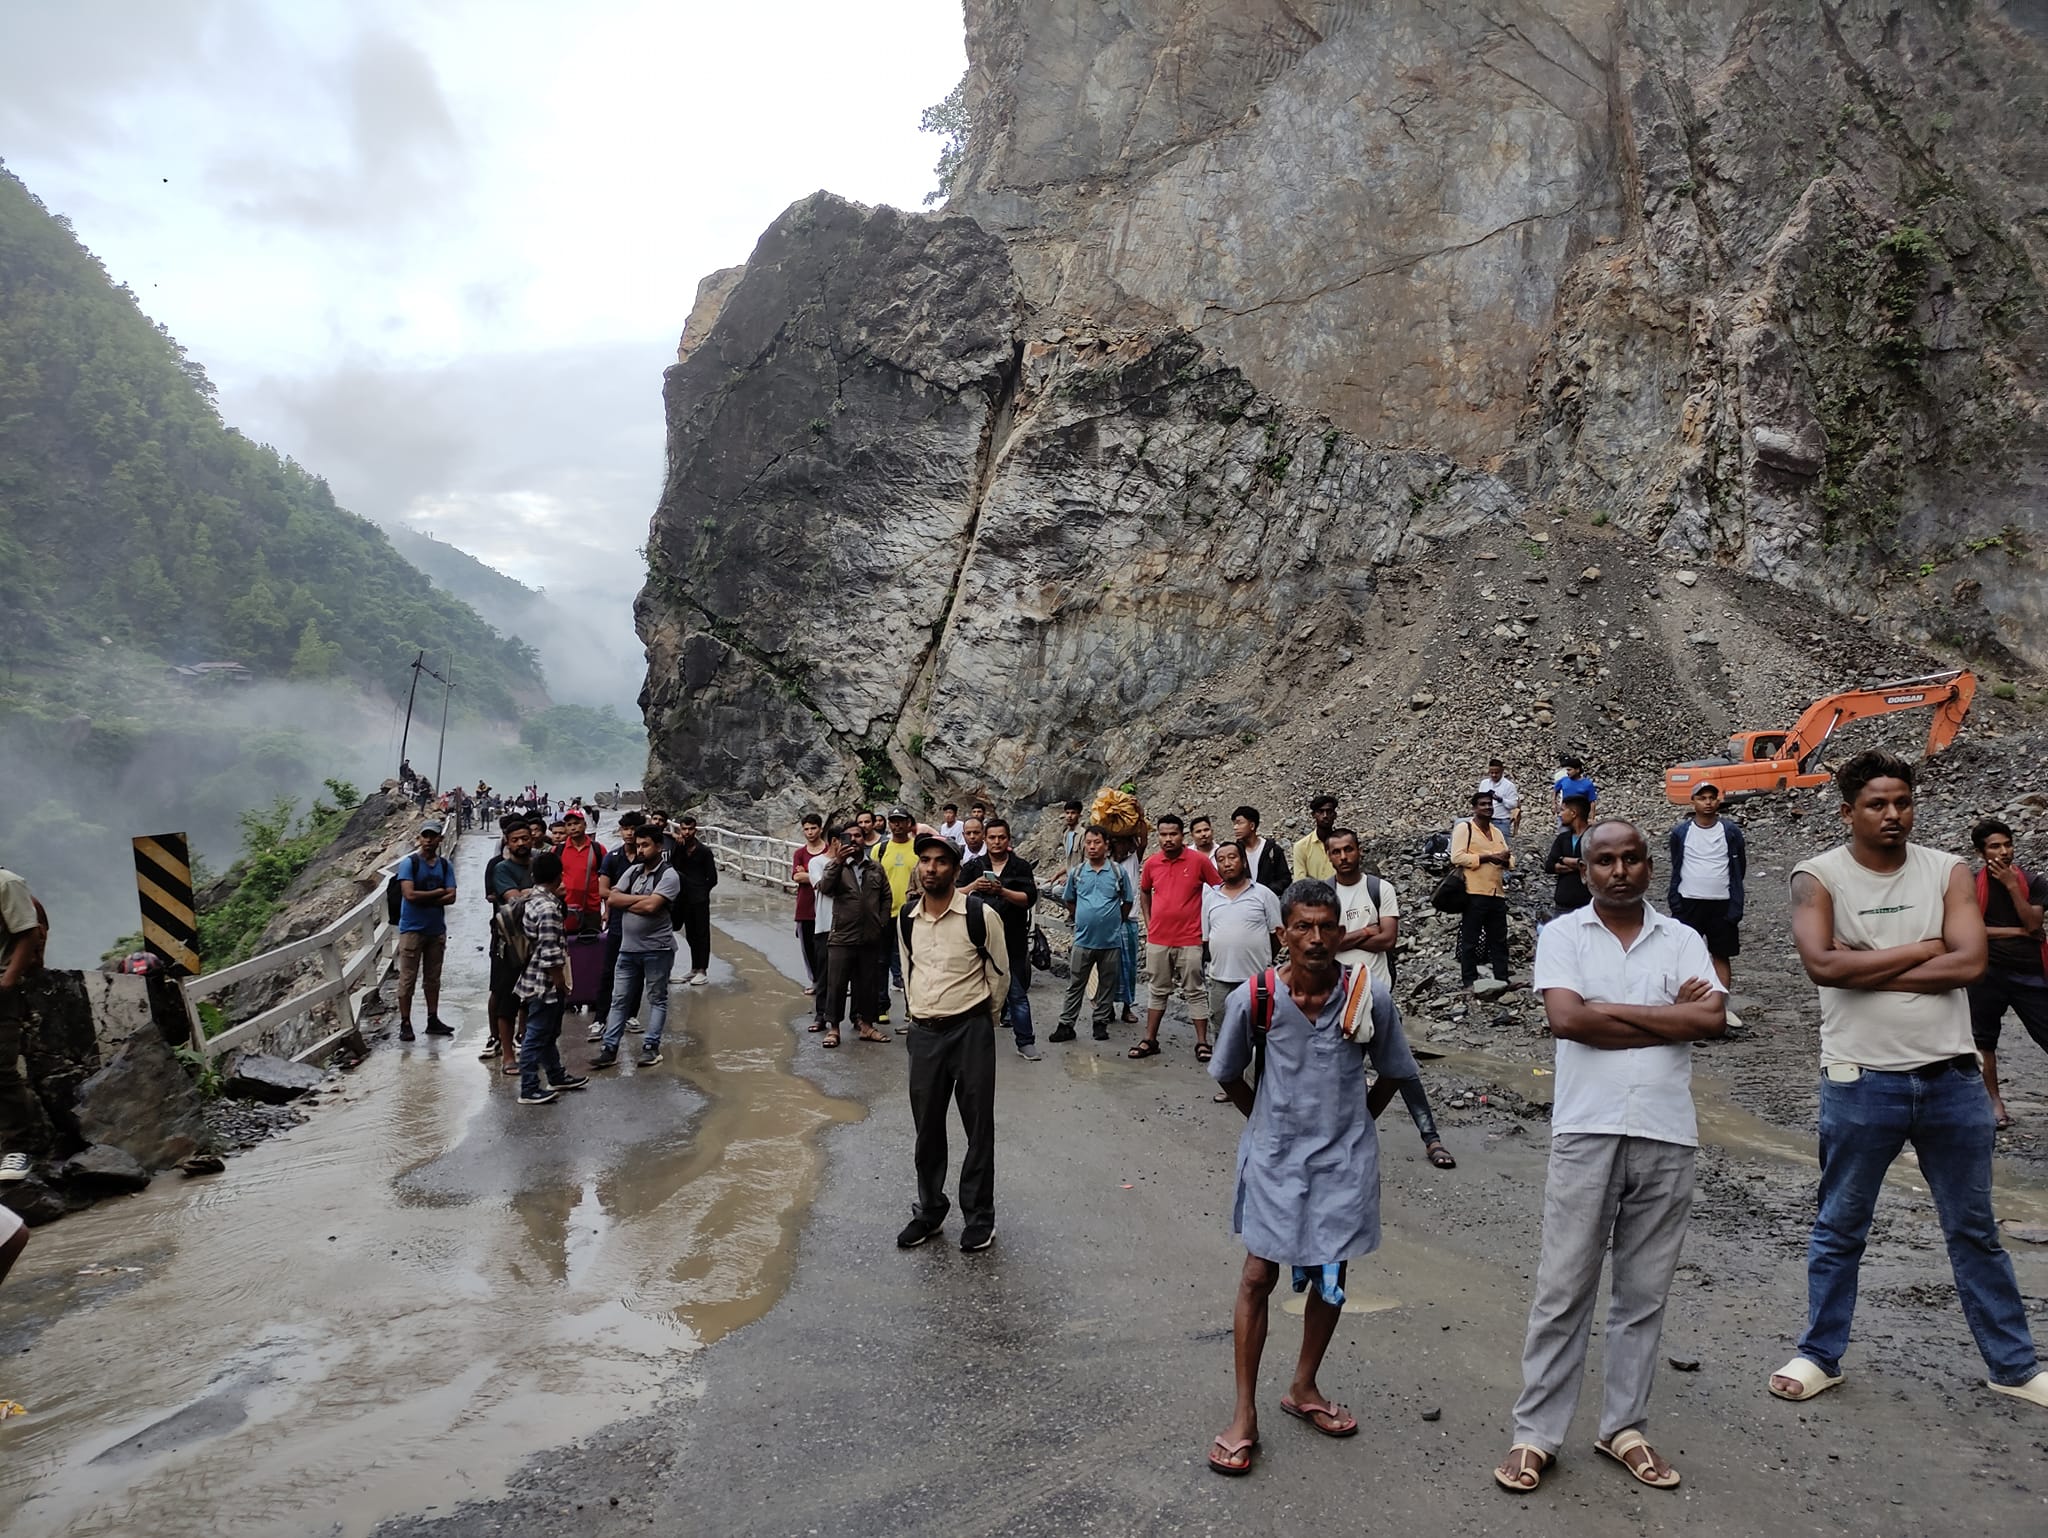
[181,847,411,1064]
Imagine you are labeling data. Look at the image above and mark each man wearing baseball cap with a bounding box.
[897,832,1009,1252]
[396,822,457,1041]
[873,808,920,1024]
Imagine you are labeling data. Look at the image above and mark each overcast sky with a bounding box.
[0,0,966,676]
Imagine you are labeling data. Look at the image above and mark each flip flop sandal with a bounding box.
[1128,1039,1161,1059]
[1207,1435,1258,1476]
[1427,1141,1458,1169]
[1768,1357,1843,1402]
[1195,1043,1213,1062]
[1595,1430,1680,1489]
[1279,1397,1358,1437]
[821,1034,841,1049]
[1213,1089,1232,1103]
[857,1029,890,1043]
[1493,1444,1551,1493]
[807,1022,826,1033]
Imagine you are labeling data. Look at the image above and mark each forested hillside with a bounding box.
[0,163,542,718]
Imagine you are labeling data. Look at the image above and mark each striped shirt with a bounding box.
[515,889,567,1002]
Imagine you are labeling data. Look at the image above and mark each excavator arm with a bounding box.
[1664,670,1976,802]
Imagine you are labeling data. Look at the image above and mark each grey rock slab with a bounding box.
[223,1052,324,1104]
[73,1029,210,1171]
[59,1143,151,1194]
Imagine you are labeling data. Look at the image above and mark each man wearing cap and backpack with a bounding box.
[896,832,1009,1253]
[395,822,457,1042]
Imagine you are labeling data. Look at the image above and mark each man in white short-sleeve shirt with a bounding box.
[1495,819,1725,1498]
[1327,829,1399,992]
[1200,842,1283,1027]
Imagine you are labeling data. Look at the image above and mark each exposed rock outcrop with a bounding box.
[641,0,2048,815]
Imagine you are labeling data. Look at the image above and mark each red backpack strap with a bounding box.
[1251,967,1276,1034]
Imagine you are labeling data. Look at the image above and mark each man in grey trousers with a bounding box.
[1494,819,1727,1496]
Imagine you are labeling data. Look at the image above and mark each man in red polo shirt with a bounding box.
[557,808,607,946]
[1131,813,1221,1062]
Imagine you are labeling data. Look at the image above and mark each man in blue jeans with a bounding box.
[512,852,589,1106]
[1770,750,2045,1410]
[962,819,1039,1061]
[591,826,681,1071]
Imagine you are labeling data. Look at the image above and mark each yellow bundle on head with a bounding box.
[1089,786,1148,840]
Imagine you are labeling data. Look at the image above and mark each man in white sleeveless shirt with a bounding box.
[1768,751,2045,1409]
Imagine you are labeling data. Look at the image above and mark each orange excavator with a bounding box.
[1663,669,1977,803]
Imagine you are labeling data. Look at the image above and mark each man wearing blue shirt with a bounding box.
[396,822,458,1042]
[1052,825,1131,1043]
[1553,756,1598,825]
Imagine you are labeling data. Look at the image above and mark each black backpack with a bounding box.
[898,896,996,980]
[387,852,448,924]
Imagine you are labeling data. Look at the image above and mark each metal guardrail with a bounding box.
[182,844,418,1064]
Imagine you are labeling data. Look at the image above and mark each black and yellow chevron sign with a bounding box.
[133,832,200,975]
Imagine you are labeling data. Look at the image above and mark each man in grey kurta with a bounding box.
[1205,879,1421,1476]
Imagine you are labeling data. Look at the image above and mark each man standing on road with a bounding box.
[1494,819,1725,1497]
[793,812,828,997]
[1768,752,2046,1410]
[1543,795,1593,917]
[396,822,458,1042]
[1054,825,1130,1043]
[1058,800,1086,875]
[1666,782,1748,1027]
[818,826,894,1048]
[897,833,1008,1253]
[1480,758,1523,840]
[512,852,589,1105]
[592,811,645,1033]
[1329,830,1454,1170]
[1132,813,1221,1062]
[669,815,718,986]
[1233,806,1291,898]
[963,819,1041,1060]
[1293,795,1339,881]
[1205,879,1422,1476]
[1452,791,1514,996]
[1967,818,2048,1130]
[592,826,682,1071]
[874,809,921,1026]
[485,816,537,1065]
[1201,841,1281,1034]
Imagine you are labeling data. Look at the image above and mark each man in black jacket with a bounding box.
[818,826,896,1047]
[962,818,1041,1060]
[1543,795,1593,917]
[1232,805,1292,898]
[669,814,720,986]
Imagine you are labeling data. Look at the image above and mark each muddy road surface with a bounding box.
[4,848,2046,1535]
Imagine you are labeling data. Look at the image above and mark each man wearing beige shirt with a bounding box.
[1453,790,1515,995]
[896,833,1010,1253]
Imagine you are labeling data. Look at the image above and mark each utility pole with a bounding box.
[397,649,425,775]
[433,659,455,793]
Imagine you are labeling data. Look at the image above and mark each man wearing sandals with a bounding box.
[1496,818,1726,1496]
[1205,879,1422,1476]
[1768,752,2047,1410]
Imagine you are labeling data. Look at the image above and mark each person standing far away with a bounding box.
[591,826,682,1070]
[1294,795,1339,881]
[1666,782,1748,1029]
[897,833,1009,1253]
[591,810,644,1038]
[1544,795,1594,918]
[936,804,966,853]
[1054,824,1131,1043]
[969,800,991,828]
[1189,815,1216,857]
[854,810,879,854]
[1204,879,1423,1476]
[817,824,895,1047]
[962,819,1041,1060]
[669,815,718,985]
[1768,750,2047,1410]
[1480,758,1523,840]
[874,808,922,1026]
[484,815,536,1067]
[1059,800,1086,874]
[1493,818,1726,1497]
[1966,817,2048,1130]
[1554,756,1598,825]
[1110,832,1145,1024]
[806,828,842,1036]
[511,851,590,1105]
[1328,829,1454,1170]
[1453,791,1514,997]
[1234,805,1292,898]
[395,822,458,1042]
[793,812,829,998]
[1200,842,1281,1076]
[1132,813,1221,1061]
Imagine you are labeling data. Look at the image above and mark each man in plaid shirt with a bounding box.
[514,851,588,1105]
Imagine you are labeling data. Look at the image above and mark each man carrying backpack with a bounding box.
[1204,878,1422,1476]
[592,824,681,1071]
[395,822,457,1041]
[896,833,1008,1253]
[484,815,537,1065]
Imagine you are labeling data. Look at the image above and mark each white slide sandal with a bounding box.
[1768,1357,1843,1402]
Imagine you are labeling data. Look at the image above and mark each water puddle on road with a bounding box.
[0,868,858,1538]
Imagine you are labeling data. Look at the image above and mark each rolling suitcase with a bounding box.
[565,932,606,1008]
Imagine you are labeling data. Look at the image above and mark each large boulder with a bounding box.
[222,1052,323,1104]
[72,1029,211,1171]
[58,1143,151,1195]
[1,970,102,1156]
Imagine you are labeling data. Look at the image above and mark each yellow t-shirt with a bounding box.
[876,837,919,912]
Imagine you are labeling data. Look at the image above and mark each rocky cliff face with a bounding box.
[641,0,2048,818]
